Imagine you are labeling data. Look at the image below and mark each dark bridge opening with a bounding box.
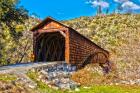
[36,32,65,62]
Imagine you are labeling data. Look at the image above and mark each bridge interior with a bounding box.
[36,32,65,62]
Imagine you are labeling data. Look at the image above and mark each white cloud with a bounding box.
[122,1,140,10]
[114,0,128,3]
[91,0,109,8]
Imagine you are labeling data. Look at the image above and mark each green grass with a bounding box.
[27,71,140,93]
[27,71,68,93]
[76,85,140,93]
[0,74,17,82]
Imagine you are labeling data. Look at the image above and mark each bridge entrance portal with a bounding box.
[36,32,65,62]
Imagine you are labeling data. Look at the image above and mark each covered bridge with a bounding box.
[30,17,109,68]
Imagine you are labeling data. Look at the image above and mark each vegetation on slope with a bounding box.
[0,74,36,93]
[27,70,140,93]
[1,1,140,93]
[62,14,140,79]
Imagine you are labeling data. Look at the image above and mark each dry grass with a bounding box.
[0,74,36,93]
[71,64,118,86]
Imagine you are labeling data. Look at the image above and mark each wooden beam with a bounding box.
[59,31,66,37]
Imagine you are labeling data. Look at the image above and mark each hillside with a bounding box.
[62,14,140,79]
[1,14,140,93]
[1,14,140,79]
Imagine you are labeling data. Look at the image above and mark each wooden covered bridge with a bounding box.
[30,17,109,68]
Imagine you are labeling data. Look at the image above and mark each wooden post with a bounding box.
[65,29,70,64]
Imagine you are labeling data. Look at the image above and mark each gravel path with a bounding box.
[0,62,64,74]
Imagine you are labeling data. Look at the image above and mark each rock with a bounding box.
[129,80,135,85]
[28,84,36,89]
[136,79,140,84]
[75,88,80,92]
[83,86,90,89]
[120,81,129,84]
[60,78,70,84]
[15,75,37,89]
[38,74,43,79]
[30,68,36,72]
[40,70,48,75]
[31,63,78,90]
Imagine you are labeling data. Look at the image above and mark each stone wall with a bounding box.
[31,63,79,90]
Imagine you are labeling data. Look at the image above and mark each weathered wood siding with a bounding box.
[69,28,109,67]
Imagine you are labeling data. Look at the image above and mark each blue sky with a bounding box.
[19,0,140,20]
